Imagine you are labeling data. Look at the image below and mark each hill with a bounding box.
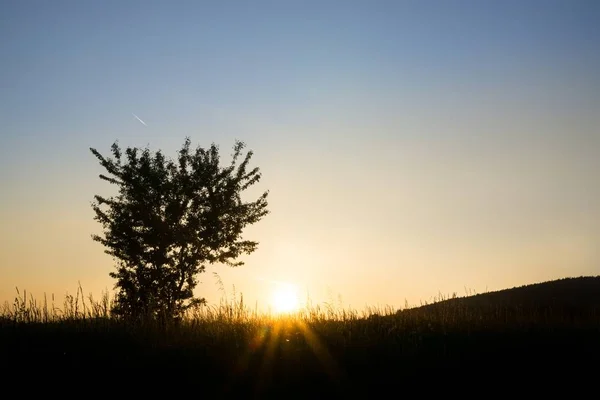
[398,275,600,318]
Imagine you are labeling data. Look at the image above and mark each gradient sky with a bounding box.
[1,0,599,313]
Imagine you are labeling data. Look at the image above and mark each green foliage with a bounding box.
[89,138,269,321]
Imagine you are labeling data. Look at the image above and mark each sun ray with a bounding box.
[295,319,343,382]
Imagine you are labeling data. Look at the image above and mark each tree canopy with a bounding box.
[90,137,269,321]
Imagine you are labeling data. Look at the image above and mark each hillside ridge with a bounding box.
[399,275,600,314]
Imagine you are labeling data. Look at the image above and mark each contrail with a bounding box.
[132,113,147,126]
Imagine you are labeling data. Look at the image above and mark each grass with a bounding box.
[2,276,600,396]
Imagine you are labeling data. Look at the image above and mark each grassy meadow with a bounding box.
[2,276,599,396]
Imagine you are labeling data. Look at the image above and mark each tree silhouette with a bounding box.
[90,138,269,321]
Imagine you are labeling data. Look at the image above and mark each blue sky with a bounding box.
[1,0,599,311]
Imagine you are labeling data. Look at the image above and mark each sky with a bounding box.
[1,0,599,313]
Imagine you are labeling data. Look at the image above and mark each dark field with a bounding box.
[2,276,599,396]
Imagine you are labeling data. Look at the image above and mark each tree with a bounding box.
[90,137,269,321]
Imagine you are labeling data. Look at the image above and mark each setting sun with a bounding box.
[271,284,299,314]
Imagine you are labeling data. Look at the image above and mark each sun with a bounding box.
[271,284,299,314]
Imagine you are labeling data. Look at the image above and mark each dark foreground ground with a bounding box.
[2,276,599,397]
